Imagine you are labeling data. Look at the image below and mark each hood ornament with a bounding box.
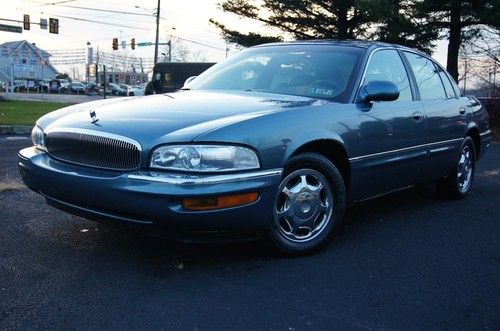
[90,110,99,124]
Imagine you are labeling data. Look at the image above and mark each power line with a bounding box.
[21,0,79,7]
[38,12,151,30]
[169,34,227,52]
[41,4,154,17]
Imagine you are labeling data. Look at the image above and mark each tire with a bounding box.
[268,153,347,255]
[436,137,476,199]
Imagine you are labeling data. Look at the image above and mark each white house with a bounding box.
[0,40,58,82]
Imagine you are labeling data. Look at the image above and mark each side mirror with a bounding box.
[183,76,197,87]
[358,80,399,103]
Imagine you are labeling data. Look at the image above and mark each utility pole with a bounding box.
[40,60,45,100]
[95,47,99,86]
[463,60,468,93]
[154,0,161,64]
[167,40,171,62]
[10,59,14,94]
[103,64,107,99]
[86,41,91,85]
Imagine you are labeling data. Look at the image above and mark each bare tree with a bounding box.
[162,38,208,62]
[459,26,499,95]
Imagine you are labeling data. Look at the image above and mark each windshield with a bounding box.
[188,45,363,102]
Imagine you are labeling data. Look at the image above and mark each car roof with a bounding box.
[254,39,426,55]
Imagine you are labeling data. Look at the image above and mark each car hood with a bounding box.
[40,90,326,147]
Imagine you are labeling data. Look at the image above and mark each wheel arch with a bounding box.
[289,139,351,189]
[465,125,481,158]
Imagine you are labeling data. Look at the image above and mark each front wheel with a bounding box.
[436,137,476,199]
[269,153,347,255]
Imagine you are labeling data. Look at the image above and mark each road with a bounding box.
[1,137,499,330]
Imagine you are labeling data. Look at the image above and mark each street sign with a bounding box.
[137,42,153,47]
[0,24,22,33]
[121,40,126,49]
[40,18,47,30]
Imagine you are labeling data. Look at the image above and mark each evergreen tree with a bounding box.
[210,0,371,47]
[417,0,500,81]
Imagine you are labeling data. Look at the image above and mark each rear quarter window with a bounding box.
[404,52,447,100]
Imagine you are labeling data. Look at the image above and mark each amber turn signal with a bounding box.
[182,192,259,211]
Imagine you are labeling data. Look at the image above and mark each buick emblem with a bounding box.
[90,110,99,124]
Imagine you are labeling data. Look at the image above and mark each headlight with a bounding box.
[31,126,46,150]
[150,145,260,172]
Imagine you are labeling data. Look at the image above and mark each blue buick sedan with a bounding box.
[19,41,491,255]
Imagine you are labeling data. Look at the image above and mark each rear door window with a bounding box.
[437,69,457,99]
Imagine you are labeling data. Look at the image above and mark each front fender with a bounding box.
[194,105,358,170]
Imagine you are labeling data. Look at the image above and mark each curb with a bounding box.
[0,125,33,135]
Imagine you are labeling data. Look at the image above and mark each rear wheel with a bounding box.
[269,153,346,255]
[436,137,476,199]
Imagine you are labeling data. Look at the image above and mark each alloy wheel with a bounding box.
[273,169,334,242]
[457,145,473,193]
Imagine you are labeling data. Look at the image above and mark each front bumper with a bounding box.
[18,147,282,240]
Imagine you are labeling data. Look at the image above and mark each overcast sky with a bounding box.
[1,0,448,70]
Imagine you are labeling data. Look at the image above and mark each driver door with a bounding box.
[352,49,427,198]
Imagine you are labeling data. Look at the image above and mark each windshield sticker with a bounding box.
[309,87,335,97]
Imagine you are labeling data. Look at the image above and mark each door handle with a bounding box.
[459,107,467,115]
[412,112,424,123]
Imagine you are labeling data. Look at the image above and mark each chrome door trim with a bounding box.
[480,130,491,137]
[349,138,463,162]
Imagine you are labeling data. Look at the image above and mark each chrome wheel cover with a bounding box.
[273,169,333,242]
[457,145,473,193]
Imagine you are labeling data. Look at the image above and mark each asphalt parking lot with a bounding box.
[1,137,499,330]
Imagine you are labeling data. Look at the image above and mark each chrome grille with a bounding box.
[45,130,141,170]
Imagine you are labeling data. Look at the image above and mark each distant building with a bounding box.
[0,40,58,82]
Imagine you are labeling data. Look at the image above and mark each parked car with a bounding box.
[68,82,86,94]
[18,41,491,255]
[128,83,146,96]
[84,82,100,95]
[36,79,50,92]
[25,79,38,92]
[119,84,132,96]
[102,83,127,96]
[13,80,27,92]
[48,79,61,93]
[58,79,70,92]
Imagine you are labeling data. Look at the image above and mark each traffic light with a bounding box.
[49,18,59,34]
[112,38,118,50]
[131,38,136,50]
[23,14,30,30]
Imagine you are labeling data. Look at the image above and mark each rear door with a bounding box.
[403,52,466,180]
[352,49,427,198]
